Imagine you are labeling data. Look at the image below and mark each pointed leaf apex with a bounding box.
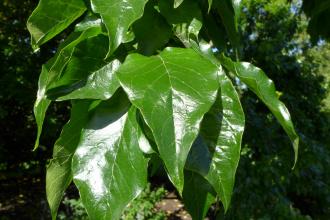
[174,0,184,8]
[292,138,299,170]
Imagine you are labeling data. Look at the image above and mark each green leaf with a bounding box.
[72,91,150,220]
[27,0,86,50]
[221,56,299,166]
[52,60,121,101]
[303,0,330,42]
[117,47,219,192]
[45,27,103,90]
[90,0,148,56]
[46,35,109,99]
[231,0,242,21]
[208,0,213,12]
[159,0,202,24]
[33,27,103,149]
[46,100,96,220]
[182,170,216,220]
[34,65,52,150]
[74,15,103,32]
[174,0,184,8]
[159,0,203,45]
[132,2,172,56]
[203,13,227,51]
[214,0,240,49]
[186,69,245,211]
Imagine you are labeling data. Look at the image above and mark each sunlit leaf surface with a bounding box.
[117,48,219,192]
[72,91,149,220]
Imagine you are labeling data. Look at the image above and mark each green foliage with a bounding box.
[58,184,166,220]
[0,0,62,166]
[217,0,330,219]
[220,56,299,165]
[0,1,72,218]
[26,0,302,219]
[58,198,89,220]
[27,0,86,50]
[117,48,219,193]
[46,100,93,219]
[72,92,150,220]
[302,0,330,42]
[121,184,167,220]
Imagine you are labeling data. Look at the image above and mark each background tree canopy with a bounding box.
[0,0,329,219]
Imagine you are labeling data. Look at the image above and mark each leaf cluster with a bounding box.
[27,0,299,219]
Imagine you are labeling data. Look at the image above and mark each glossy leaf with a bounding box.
[46,35,109,99]
[90,0,148,56]
[214,0,240,48]
[208,0,213,12]
[43,25,103,92]
[72,91,150,220]
[117,47,219,192]
[54,60,121,101]
[221,56,299,165]
[132,2,172,56]
[231,0,242,21]
[27,0,303,218]
[34,65,52,150]
[303,0,330,42]
[186,68,245,210]
[203,13,227,51]
[159,0,203,45]
[33,27,102,149]
[46,100,96,220]
[75,15,103,32]
[174,0,184,8]
[27,0,86,50]
[182,170,216,220]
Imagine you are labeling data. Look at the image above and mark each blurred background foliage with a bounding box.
[0,0,69,219]
[221,0,330,219]
[0,0,329,219]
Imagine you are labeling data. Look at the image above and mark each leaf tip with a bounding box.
[207,0,213,13]
[174,0,184,8]
[291,137,299,170]
[168,173,184,196]
[33,139,40,151]
[32,43,40,53]
[221,197,230,214]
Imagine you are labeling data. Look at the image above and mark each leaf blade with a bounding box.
[72,91,150,220]
[221,56,299,166]
[33,27,103,149]
[90,0,148,56]
[159,0,203,46]
[117,48,219,192]
[53,60,121,101]
[46,100,95,220]
[182,170,216,220]
[132,2,172,56]
[174,0,184,8]
[27,0,86,50]
[208,0,213,12]
[214,0,241,49]
[186,68,245,210]
[45,35,113,100]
